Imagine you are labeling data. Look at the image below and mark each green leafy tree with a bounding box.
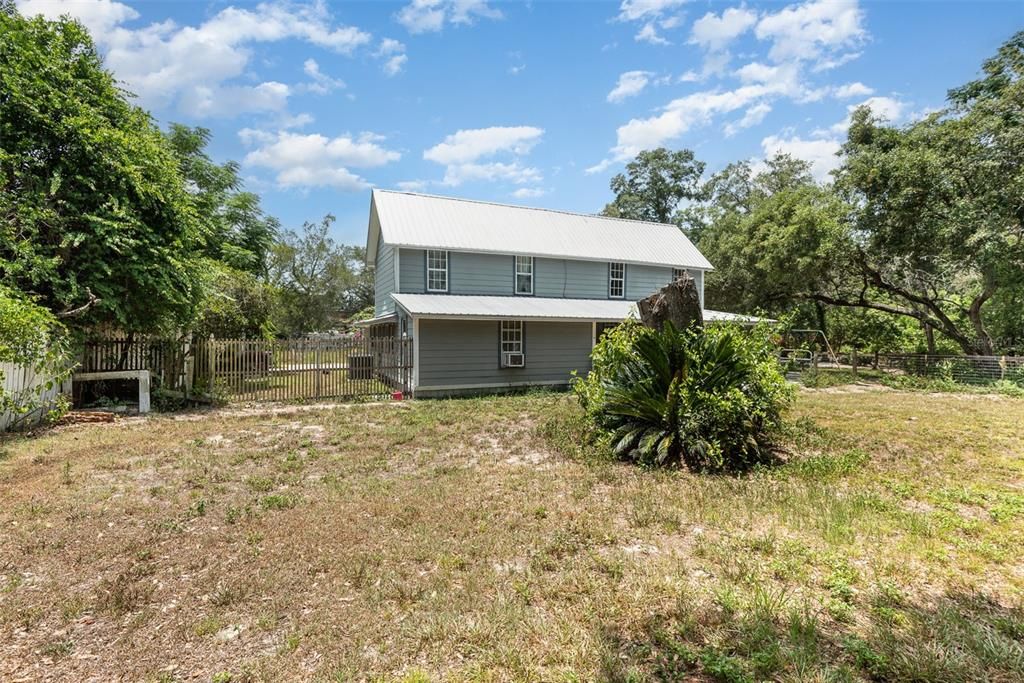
[822,32,1024,354]
[270,215,373,336]
[694,155,847,321]
[602,148,706,224]
[0,8,204,332]
[692,33,1024,355]
[164,124,279,276]
[193,266,277,339]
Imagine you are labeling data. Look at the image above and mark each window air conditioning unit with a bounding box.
[503,352,525,368]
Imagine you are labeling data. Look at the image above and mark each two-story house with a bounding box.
[362,189,744,397]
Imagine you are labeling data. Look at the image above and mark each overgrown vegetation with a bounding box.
[0,286,70,422]
[574,320,792,471]
[1,391,1022,680]
[0,7,373,342]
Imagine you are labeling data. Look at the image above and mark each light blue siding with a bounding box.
[395,248,705,305]
[416,319,593,393]
[398,248,425,293]
[450,252,514,294]
[626,264,673,300]
[374,242,395,316]
[534,258,609,298]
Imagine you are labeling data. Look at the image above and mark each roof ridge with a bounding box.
[373,188,679,230]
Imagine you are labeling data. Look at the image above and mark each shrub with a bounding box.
[573,320,793,471]
[0,286,71,425]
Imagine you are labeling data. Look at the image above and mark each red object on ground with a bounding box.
[392,391,404,401]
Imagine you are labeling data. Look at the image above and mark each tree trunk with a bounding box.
[637,273,704,332]
[967,288,995,356]
[923,322,936,355]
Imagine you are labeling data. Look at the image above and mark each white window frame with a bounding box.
[672,268,688,282]
[426,249,448,292]
[500,320,525,368]
[514,255,534,295]
[609,262,625,299]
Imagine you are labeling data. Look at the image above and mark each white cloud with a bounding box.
[424,126,544,187]
[442,162,541,187]
[833,81,873,98]
[686,8,758,78]
[689,7,757,51]
[616,0,687,22]
[608,70,653,103]
[596,80,801,167]
[724,102,772,137]
[616,0,685,45]
[635,22,671,45]
[377,37,405,54]
[761,134,841,181]
[424,126,543,165]
[17,1,372,118]
[181,81,292,118]
[242,130,400,190]
[396,0,502,34]
[857,95,904,121]
[812,51,862,72]
[512,187,547,199]
[734,61,801,89]
[301,58,345,94]
[824,95,907,135]
[592,0,873,174]
[18,0,138,35]
[382,54,408,76]
[374,38,407,76]
[755,0,865,66]
[395,180,429,192]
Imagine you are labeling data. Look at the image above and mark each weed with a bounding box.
[260,493,299,510]
[42,639,74,658]
[98,562,155,614]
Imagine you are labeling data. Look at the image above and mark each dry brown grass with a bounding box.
[1,389,1022,682]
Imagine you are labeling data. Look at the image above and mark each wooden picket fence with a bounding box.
[194,336,413,402]
[77,334,412,404]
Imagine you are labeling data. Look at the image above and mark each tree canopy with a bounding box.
[613,31,1024,355]
[0,9,204,332]
[601,148,705,224]
[269,216,374,336]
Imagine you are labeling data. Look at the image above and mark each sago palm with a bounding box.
[599,323,752,469]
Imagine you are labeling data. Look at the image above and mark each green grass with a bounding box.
[0,388,1022,680]
[801,366,1024,397]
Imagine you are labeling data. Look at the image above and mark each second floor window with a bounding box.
[427,250,448,292]
[609,262,625,299]
[672,268,687,282]
[515,256,533,295]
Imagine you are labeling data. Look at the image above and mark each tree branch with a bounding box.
[55,290,100,318]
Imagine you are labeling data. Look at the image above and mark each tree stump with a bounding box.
[637,272,704,331]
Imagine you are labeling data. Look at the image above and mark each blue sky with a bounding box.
[17,0,1024,246]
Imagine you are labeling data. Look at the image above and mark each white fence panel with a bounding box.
[0,362,68,432]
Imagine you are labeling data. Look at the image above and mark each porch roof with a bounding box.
[390,293,764,324]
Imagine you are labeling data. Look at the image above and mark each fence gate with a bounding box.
[195,336,413,402]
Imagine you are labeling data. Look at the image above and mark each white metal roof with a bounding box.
[391,293,761,324]
[367,189,713,270]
